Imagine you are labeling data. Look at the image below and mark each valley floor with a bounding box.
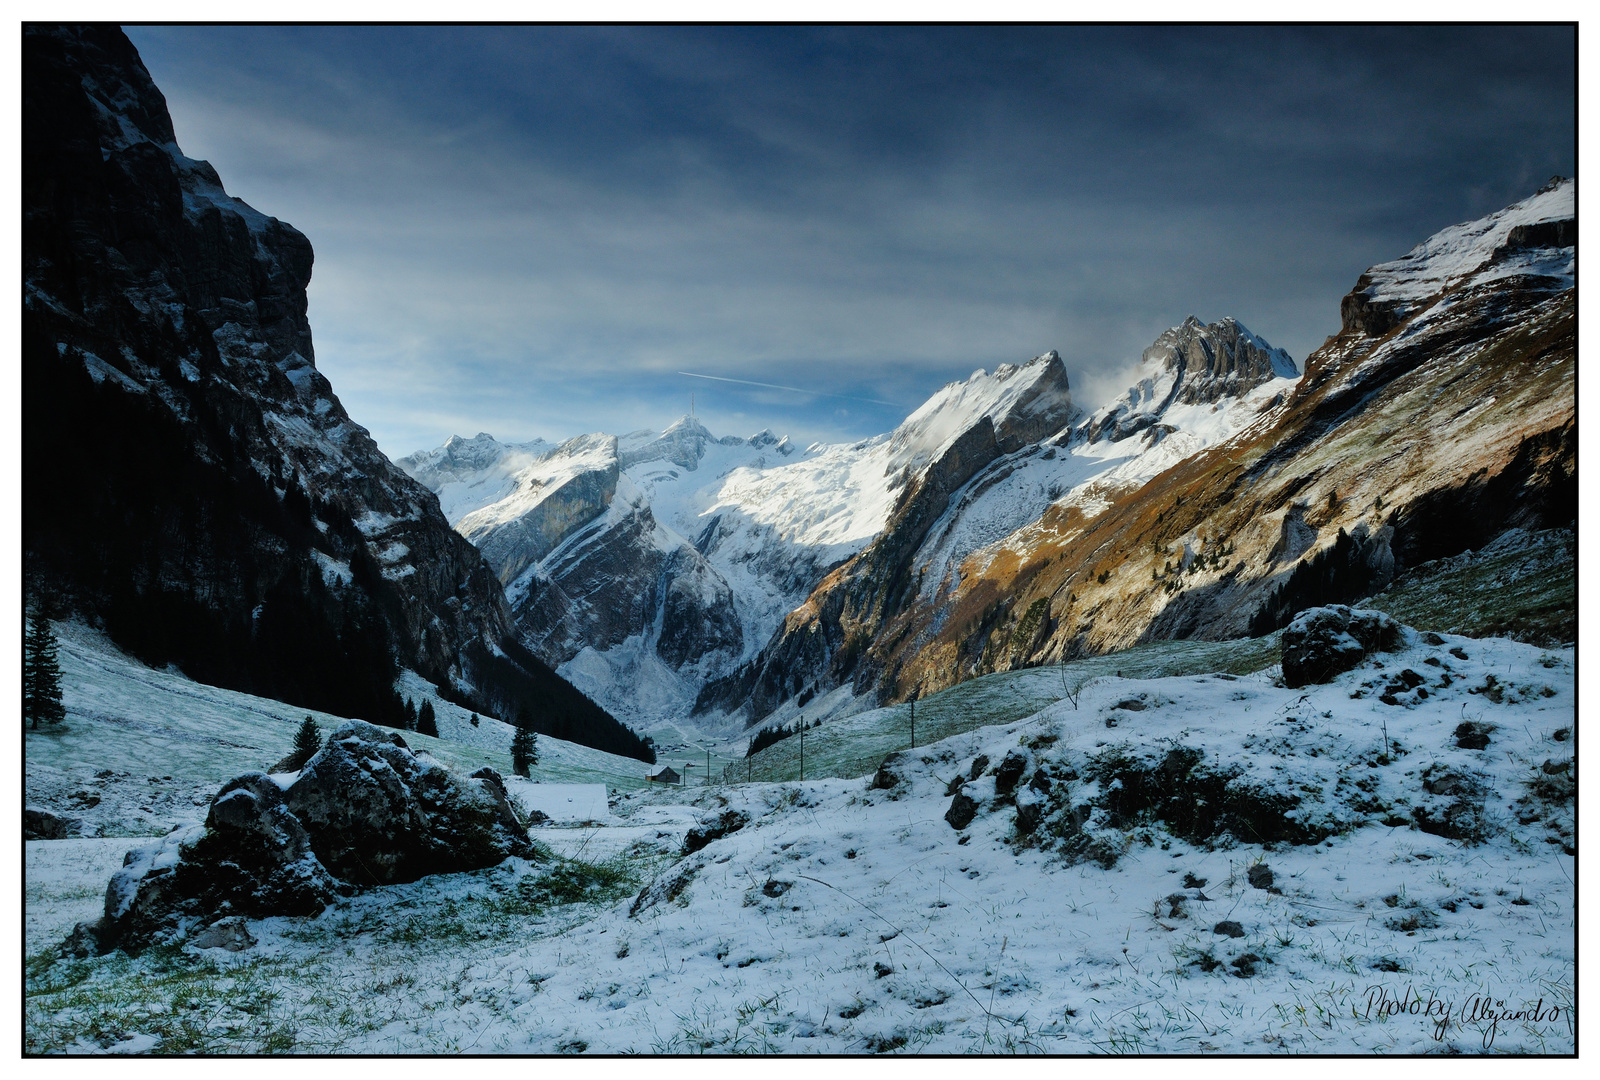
[23,626,1575,1054]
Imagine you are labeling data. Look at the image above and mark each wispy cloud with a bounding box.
[126,25,1575,458]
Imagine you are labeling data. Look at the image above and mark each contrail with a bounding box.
[677,371,904,408]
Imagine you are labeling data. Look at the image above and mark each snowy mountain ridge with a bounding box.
[408,330,1299,736]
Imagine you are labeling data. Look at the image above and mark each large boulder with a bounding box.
[63,774,351,956]
[1280,605,1404,688]
[284,721,534,886]
[63,721,535,955]
[25,805,84,839]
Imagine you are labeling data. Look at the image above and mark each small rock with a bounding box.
[1454,721,1494,750]
[1214,920,1246,938]
[968,755,990,781]
[1247,864,1274,890]
[870,752,906,791]
[24,806,82,840]
[1112,697,1148,711]
[1422,632,1446,646]
[191,917,257,952]
[682,809,751,855]
[993,750,1029,796]
[761,879,792,898]
[873,962,893,979]
[945,792,979,831]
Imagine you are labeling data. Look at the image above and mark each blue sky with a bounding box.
[125,25,1575,459]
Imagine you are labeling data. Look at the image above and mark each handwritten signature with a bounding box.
[1363,984,1571,1049]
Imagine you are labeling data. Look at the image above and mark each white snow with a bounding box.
[1357,179,1574,310]
[25,619,1574,1054]
[502,781,611,824]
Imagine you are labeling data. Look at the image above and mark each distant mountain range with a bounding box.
[25,26,1572,757]
[404,315,1305,732]
[408,181,1572,739]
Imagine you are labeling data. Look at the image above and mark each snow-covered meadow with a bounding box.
[23,617,1574,1054]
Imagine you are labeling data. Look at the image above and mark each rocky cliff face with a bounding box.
[23,25,649,760]
[1084,316,1298,442]
[857,180,1575,710]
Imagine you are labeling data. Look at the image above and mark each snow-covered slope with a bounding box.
[1341,177,1575,334]
[23,620,660,844]
[26,621,1574,1054]
[397,433,553,522]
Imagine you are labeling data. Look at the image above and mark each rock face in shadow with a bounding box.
[23,25,650,761]
[62,722,535,956]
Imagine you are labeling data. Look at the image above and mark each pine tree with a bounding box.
[290,716,321,768]
[23,608,65,730]
[417,700,438,738]
[469,712,480,727]
[404,697,418,731]
[511,708,539,777]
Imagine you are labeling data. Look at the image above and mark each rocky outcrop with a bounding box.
[62,721,534,956]
[23,25,649,761]
[1086,317,1298,442]
[1279,606,1404,688]
[284,721,534,886]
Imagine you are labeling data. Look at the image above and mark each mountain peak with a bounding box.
[1341,178,1575,337]
[887,349,1078,475]
[1086,317,1297,443]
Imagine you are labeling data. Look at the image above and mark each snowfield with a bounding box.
[24,619,1573,1054]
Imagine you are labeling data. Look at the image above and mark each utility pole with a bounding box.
[705,745,711,787]
[798,717,804,782]
[910,694,916,749]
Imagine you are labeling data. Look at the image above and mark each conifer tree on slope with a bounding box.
[511,707,539,777]
[291,716,321,768]
[23,608,65,730]
[417,700,438,738]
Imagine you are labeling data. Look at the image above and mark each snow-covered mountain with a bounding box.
[23,26,650,760]
[411,332,1300,734]
[763,179,1575,727]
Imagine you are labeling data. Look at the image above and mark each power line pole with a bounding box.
[798,717,804,782]
[910,694,916,749]
[706,745,711,787]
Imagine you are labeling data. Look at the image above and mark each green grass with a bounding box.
[25,849,656,1055]
[1364,533,1575,647]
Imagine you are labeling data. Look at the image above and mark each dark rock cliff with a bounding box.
[23,25,651,761]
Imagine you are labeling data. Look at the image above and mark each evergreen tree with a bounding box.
[23,608,65,730]
[290,716,321,769]
[417,699,438,738]
[511,708,539,777]
[469,712,480,727]
[403,697,418,731]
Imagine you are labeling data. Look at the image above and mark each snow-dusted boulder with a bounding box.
[1280,605,1404,688]
[285,720,534,886]
[24,805,85,840]
[63,774,348,957]
[63,722,536,956]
